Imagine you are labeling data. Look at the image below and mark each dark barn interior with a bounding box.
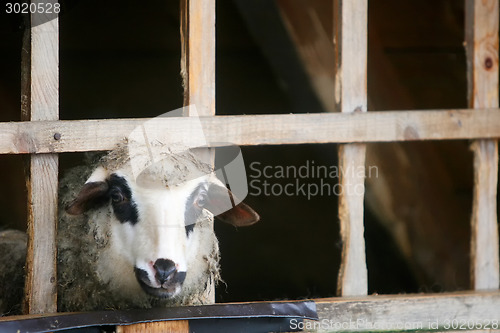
[0,0,492,304]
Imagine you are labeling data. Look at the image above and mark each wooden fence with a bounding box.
[1,0,499,332]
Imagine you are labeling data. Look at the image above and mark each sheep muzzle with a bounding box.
[134,265,186,299]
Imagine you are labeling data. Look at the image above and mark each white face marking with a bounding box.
[103,172,210,296]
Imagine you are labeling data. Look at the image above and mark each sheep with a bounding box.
[0,142,259,314]
[0,229,27,315]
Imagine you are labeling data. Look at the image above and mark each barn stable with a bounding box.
[0,0,499,332]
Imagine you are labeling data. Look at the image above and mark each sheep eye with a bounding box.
[196,192,208,208]
[110,189,125,203]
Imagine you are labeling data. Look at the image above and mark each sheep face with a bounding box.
[65,160,259,301]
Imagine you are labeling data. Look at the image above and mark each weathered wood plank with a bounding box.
[23,156,58,314]
[180,0,215,167]
[466,0,500,290]
[470,139,499,289]
[116,321,189,333]
[180,0,216,303]
[0,109,500,155]
[334,0,368,115]
[180,0,215,118]
[308,291,500,332]
[336,144,367,296]
[22,1,59,315]
[334,0,368,296]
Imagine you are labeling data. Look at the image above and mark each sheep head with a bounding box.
[65,149,259,300]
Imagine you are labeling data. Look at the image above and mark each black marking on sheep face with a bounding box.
[183,183,207,235]
[134,266,187,298]
[107,174,139,225]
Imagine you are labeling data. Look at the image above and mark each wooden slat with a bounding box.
[334,0,368,296]
[336,144,367,296]
[309,291,500,332]
[180,0,215,118]
[116,321,189,333]
[181,0,216,302]
[470,140,499,288]
[0,109,500,155]
[180,0,215,168]
[466,0,500,290]
[22,1,59,314]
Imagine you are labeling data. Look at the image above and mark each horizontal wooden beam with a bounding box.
[0,109,499,154]
[310,291,500,332]
[1,292,499,332]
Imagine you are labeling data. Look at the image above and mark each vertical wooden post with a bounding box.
[466,0,500,291]
[180,0,216,300]
[334,0,369,296]
[181,0,216,118]
[181,0,216,163]
[21,0,59,314]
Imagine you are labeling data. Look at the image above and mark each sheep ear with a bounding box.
[66,182,109,215]
[66,167,109,215]
[205,183,260,227]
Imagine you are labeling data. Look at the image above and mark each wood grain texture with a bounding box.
[466,0,499,109]
[116,321,189,333]
[182,0,215,167]
[334,0,368,114]
[336,144,367,296]
[181,0,215,117]
[334,0,368,296]
[309,291,500,332]
[22,1,59,315]
[470,140,499,289]
[24,155,59,314]
[180,0,216,304]
[0,109,500,155]
[466,0,500,290]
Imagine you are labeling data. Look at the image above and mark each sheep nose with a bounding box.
[153,259,177,284]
